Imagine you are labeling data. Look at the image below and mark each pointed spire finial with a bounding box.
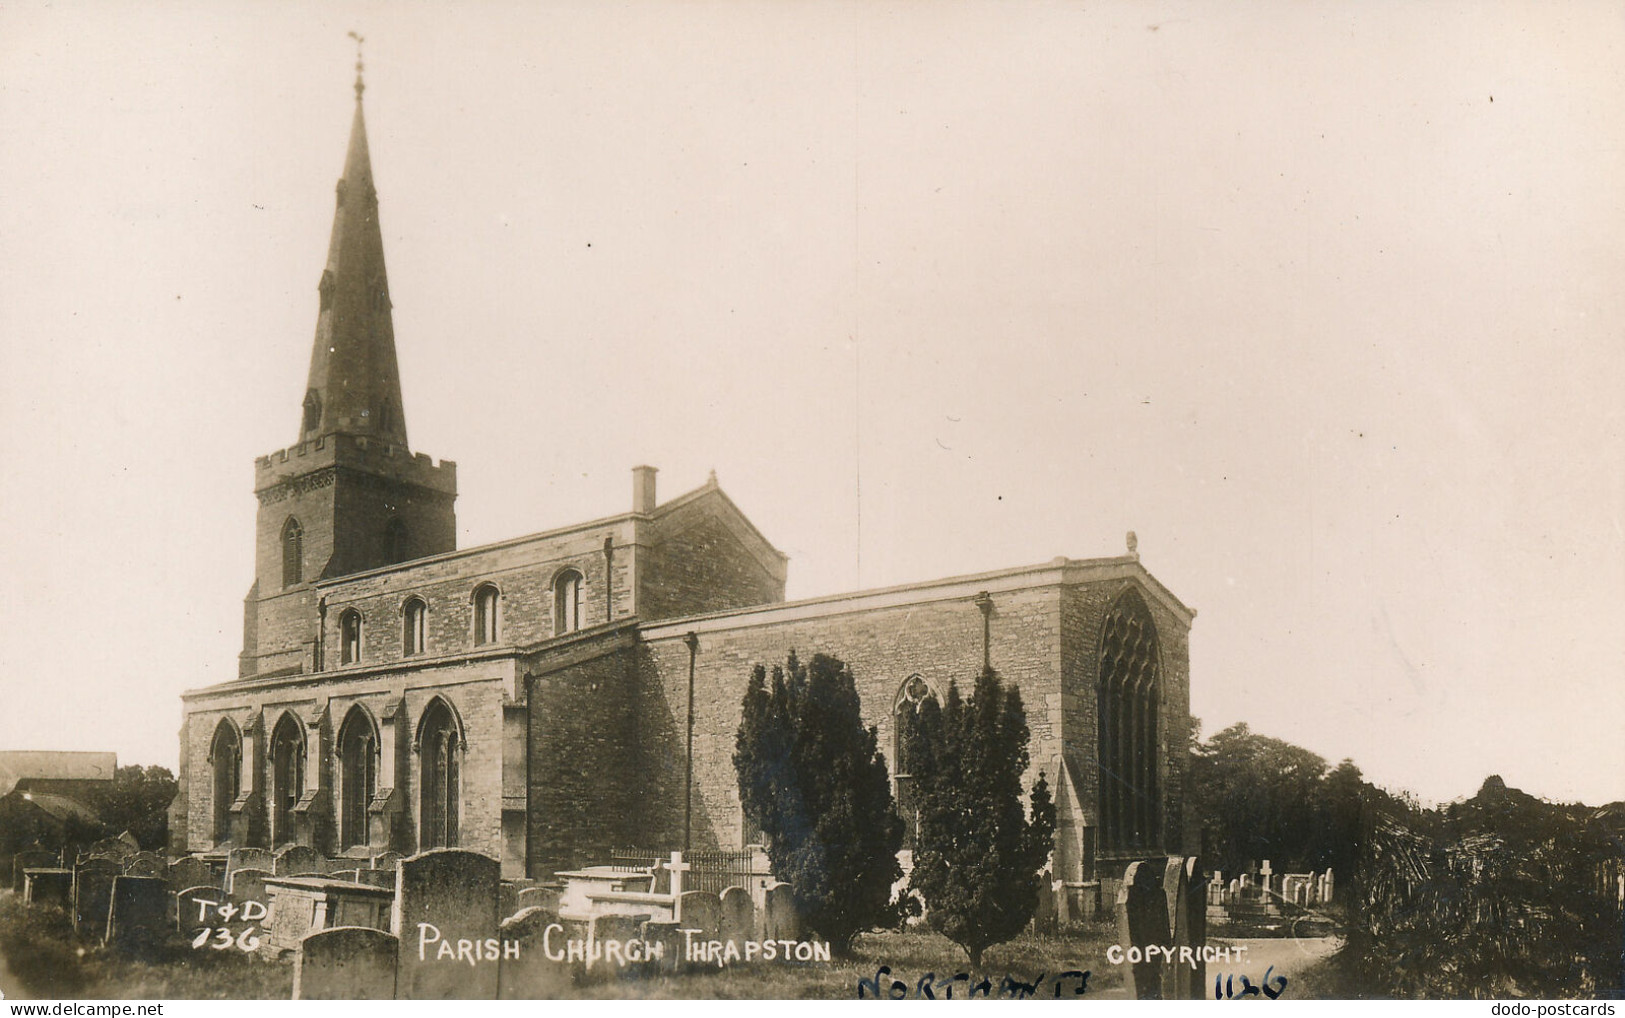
[348,31,365,101]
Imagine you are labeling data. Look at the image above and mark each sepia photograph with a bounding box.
[1,0,1621,1003]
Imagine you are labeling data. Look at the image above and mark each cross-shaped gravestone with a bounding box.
[666,852,691,901]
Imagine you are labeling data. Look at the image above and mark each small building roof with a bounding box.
[0,751,118,797]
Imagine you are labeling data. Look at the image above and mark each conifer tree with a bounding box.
[906,667,1056,967]
[734,651,904,953]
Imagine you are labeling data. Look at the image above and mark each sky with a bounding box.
[1,0,1620,807]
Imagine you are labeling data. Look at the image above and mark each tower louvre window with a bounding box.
[302,390,322,435]
[554,569,583,636]
[384,517,408,564]
[340,608,363,665]
[281,517,304,587]
[473,584,499,646]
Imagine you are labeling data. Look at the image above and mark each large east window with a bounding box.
[1096,590,1162,854]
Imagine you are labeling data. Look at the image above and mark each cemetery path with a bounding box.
[1217,935,1342,995]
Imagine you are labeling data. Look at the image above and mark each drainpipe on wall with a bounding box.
[975,590,993,674]
[315,596,328,672]
[603,536,615,622]
[684,631,699,854]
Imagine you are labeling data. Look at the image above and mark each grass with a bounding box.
[568,924,1128,1000]
[0,895,291,1000]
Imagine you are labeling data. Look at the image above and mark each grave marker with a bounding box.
[719,886,753,951]
[393,849,502,1000]
[106,876,168,958]
[497,907,573,998]
[168,857,216,892]
[761,882,800,941]
[73,858,122,935]
[293,926,399,1000]
[275,845,324,876]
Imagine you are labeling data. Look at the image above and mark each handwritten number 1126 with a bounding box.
[1216,967,1288,999]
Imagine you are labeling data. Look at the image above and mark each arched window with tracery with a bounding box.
[893,674,939,850]
[282,517,303,587]
[553,569,582,636]
[209,719,241,844]
[337,707,377,850]
[340,609,363,664]
[473,584,499,646]
[1096,589,1162,855]
[417,698,461,849]
[403,597,427,656]
[270,713,305,846]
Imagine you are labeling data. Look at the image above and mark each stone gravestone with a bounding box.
[106,876,169,958]
[497,907,573,999]
[88,838,136,865]
[640,920,683,975]
[761,882,800,941]
[24,869,72,909]
[13,850,58,892]
[352,869,395,890]
[328,869,361,883]
[678,890,722,970]
[227,847,274,877]
[294,926,399,1000]
[371,851,402,872]
[1114,860,1170,1000]
[584,913,649,982]
[1032,870,1056,932]
[169,856,216,892]
[124,852,165,879]
[393,849,502,1000]
[176,885,223,935]
[1322,870,1335,904]
[515,885,561,914]
[229,867,270,904]
[1157,858,1187,1001]
[1178,857,1207,1000]
[678,890,722,937]
[275,845,324,876]
[74,858,123,935]
[719,886,753,952]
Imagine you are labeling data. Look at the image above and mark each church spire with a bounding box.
[299,37,407,446]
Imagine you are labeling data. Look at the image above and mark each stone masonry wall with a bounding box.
[634,584,1064,853]
[639,499,786,621]
[523,636,641,877]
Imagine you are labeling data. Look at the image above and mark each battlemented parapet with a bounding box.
[255,433,457,500]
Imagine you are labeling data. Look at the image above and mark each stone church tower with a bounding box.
[241,71,457,680]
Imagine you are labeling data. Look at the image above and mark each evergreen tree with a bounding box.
[906,667,1056,967]
[734,651,904,953]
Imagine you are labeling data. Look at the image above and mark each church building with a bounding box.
[172,71,1196,917]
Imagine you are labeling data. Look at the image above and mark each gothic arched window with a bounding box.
[282,517,304,587]
[340,609,363,665]
[1096,590,1162,854]
[553,569,583,636]
[417,698,461,849]
[893,674,938,849]
[403,597,427,656]
[209,719,241,844]
[270,713,305,847]
[473,584,499,646]
[337,707,377,850]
